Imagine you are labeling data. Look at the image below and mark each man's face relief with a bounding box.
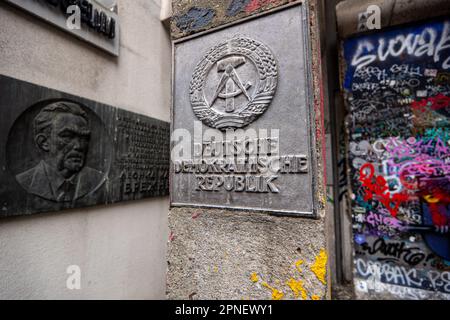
[47,113,91,174]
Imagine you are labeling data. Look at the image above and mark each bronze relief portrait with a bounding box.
[7,100,110,205]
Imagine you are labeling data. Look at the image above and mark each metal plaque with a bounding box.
[171,4,318,216]
[0,75,170,218]
[4,0,119,56]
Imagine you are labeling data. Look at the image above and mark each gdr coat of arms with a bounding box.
[189,36,279,130]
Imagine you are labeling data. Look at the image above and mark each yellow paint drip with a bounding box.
[295,259,304,273]
[250,272,259,283]
[310,249,328,285]
[286,278,307,300]
[311,295,321,300]
[262,282,284,300]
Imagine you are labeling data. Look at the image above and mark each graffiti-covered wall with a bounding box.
[171,0,297,39]
[342,18,450,299]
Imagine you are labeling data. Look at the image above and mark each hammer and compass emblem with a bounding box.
[210,56,252,113]
[190,36,278,130]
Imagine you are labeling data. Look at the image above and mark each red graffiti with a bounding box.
[361,161,449,227]
[411,93,450,112]
[245,0,279,13]
[359,163,408,218]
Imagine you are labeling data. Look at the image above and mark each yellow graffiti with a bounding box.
[295,259,304,273]
[250,272,259,283]
[249,249,327,300]
[262,282,284,300]
[310,249,328,285]
[286,278,307,300]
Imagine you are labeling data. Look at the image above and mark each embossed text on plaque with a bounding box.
[172,5,318,216]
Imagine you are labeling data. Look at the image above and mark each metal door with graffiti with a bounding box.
[341,18,450,299]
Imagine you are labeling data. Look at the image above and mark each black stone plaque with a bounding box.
[0,75,170,218]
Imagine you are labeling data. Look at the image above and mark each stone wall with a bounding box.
[167,0,330,300]
[0,0,171,299]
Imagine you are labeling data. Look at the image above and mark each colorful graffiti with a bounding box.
[343,19,450,299]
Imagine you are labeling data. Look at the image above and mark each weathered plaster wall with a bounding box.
[0,0,171,299]
[168,0,330,300]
